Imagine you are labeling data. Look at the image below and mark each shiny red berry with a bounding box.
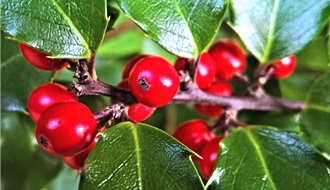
[122,55,148,79]
[19,43,67,71]
[272,55,297,79]
[36,102,97,157]
[208,40,246,81]
[28,83,77,122]
[117,80,155,122]
[194,82,232,117]
[129,56,180,107]
[174,52,216,89]
[173,120,215,154]
[63,134,100,170]
[199,137,223,179]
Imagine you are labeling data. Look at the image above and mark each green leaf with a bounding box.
[79,122,204,190]
[300,72,330,159]
[1,0,108,58]
[206,126,330,190]
[116,0,228,58]
[1,33,54,112]
[1,112,62,190]
[229,0,330,62]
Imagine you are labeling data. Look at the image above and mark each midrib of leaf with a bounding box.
[50,0,91,57]
[244,129,276,190]
[172,0,198,57]
[306,104,330,114]
[262,0,280,62]
[1,53,22,68]
[130,124,143,190]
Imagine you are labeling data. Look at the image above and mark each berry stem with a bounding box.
[93,103,129,128]
[68,61,304,112]
[248,64,276,97]
[171,87,304,111]
[87,54,97,80]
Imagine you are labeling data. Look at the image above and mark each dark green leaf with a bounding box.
[1,112,62,190]
[300,72,330,159]
[207,126,330,190]
[1,0,108,58]
[116,0,228,58]
[229,0,330,62]
[1,33,54,112]
[79,122,204,190]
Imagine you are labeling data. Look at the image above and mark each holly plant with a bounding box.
[1,0,330,189]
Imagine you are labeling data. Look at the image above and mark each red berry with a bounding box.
[194,81,232,118]
[208,40,246,81]
[19,43,67,71]
[117,79,131,89]
[173,120,215,154]
[122,55,148,79]
[28,83,77,122]
[199,137,223,179]
[117,79,155,122]
[174,52,216,89]
[36,102,97,157]
[127,103,155,122]
[129,56,180,107]
[272,55,297,79]
[63,135,100,170]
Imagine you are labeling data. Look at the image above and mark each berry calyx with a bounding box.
[19,43,67,71]
[208,40,246,81]
[28,83,77,122]
[122,55,148,79]
[117,80,155,122]
[36,102,97,157]
[172,120,215,154]
[199,137,224,179]
[194,81,232,117]
[63,134,100,170]
[272,55,297,79]
[174,52,216,89]
[129,56,180,107]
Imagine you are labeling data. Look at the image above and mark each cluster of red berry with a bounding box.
[20,38,297,173]
[171,40,297,179]
[21,43,99,170]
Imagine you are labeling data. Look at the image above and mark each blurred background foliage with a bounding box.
[1,1,329,189]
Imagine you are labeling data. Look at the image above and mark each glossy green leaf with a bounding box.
[229,0,330,62]
[1,33,54,112]
[300,72,330,159]
[79,122,204,190]
[1,112,62,190]
[1,0,108,58]
[116,0,228,58]
[207,126,330,190]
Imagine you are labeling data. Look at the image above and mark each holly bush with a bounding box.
[1,0,330,189]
